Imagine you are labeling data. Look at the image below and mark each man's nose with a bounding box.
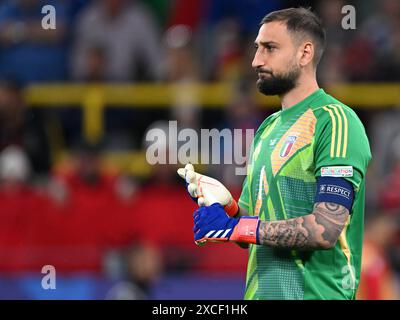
[252,51,265,69]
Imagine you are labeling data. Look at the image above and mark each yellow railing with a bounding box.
[24,82,400,143]
[23,83,400,176]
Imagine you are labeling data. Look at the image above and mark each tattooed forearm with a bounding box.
[258,202,349,250]
[312,202,349,246]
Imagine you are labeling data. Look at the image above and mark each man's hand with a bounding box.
[194,203,259,245]
[177,164,239,217]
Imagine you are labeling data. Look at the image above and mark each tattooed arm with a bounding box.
[258,202,349,250]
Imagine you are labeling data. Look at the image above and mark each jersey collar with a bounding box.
[279,88,325,122]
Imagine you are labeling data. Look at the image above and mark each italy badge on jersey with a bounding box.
[279,135,298,158]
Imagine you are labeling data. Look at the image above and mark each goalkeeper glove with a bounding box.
[177,164,239,217]
[193,203,259,245]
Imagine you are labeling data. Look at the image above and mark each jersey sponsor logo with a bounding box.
[319,184,351,199]
[279,135,298,158]
[321,166,353,177]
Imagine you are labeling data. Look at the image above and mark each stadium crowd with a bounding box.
[0,0,399,299]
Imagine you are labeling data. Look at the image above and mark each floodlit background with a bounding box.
[0,0,399,300]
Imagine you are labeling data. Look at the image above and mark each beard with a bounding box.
[256,64,300,96]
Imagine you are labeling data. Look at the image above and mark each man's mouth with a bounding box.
[258,72,272,79]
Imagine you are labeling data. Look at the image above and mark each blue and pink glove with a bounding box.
[194,203,260,246]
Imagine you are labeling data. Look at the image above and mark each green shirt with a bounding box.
[239,89,371,300]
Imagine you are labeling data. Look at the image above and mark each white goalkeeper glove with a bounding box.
[177,164,239,217]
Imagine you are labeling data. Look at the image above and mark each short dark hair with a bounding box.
[260,7,326,66]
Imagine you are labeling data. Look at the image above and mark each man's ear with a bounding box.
[299,42,314,67]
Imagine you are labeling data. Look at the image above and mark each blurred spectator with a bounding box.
[379,162,400,211]
[209,81,262,188]
[316,0,353,83]
[357,213,400,299]
[199,17,245,81]
[212,19,244,81]
[204,0,282,36]
[71,0,162,82]
[163,24,202,139]
[104,242,163,299]
[0,145,54,272]
[0,139,142,273]
[140,126,198,269]
[0,80,51,177]
[297,0,400,82]
[50,141,139,248]
[163,25,199,84]
[166,0,207,31]
[0,0,68,84]
[378,130,400,278]
[198,0,282,80]
[370,120,400,213]
[369,110,400,178]
[382,26,400,81]
[0,145,31,191]
[82,45,107,82]
[361,0,400,81]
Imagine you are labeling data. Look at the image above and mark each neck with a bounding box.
[280,74,319,110]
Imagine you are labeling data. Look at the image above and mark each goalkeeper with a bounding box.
[178,7,371,300]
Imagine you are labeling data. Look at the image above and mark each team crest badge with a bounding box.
[279,135,298,158]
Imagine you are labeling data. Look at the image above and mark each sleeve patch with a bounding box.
[321,166,353,177]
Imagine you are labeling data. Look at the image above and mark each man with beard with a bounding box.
[178,7,371,299]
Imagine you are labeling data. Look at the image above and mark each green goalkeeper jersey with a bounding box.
[238,88,371,300]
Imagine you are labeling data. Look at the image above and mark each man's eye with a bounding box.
[266,46,276,52]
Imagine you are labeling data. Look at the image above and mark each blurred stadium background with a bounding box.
[0,0,399,300]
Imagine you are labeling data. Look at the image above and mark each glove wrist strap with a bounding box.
[224,199,239,217]
[230,216,259,244]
